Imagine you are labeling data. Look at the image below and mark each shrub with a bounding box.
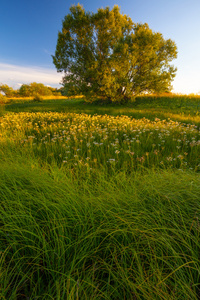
[33,94,43,102]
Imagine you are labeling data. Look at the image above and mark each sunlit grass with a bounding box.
[5,95,84,101]
[0,111,199,173]
[1,159,200,299]
[4,95,200,127]
[0,95,200,299]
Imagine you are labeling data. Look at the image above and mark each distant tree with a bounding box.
[19,84,31,97]
[0,93,7,103]
[47,86,62,96]
[53,4,177,102]
[19,82,53,97]
[0,84,17,98]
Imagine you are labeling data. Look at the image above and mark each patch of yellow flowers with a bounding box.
[0,112,199,172]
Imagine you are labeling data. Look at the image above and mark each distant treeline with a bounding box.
[0,83,64,98]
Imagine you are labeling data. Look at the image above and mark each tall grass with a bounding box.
[0,112,199,173]
[1,158,200,299]
[0,95,200,299]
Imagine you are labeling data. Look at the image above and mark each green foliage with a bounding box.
[0,92,7,102]
[0,84,18,97]
[0,94,6,116]
[0,83,59,98]
[33,93,43,102]
[53,4,177,103]
[51,87,62,96]
[19,82,53,97]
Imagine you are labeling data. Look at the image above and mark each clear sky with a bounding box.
[1,0,200,94]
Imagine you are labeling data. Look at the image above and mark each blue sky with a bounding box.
[1,0,200,94]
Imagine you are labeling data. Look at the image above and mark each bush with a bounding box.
[19,82,53,97]
[0,93,10,104]
[33,94,43,102]
[0,95,4,102]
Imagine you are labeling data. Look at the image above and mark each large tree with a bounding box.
[53,4,177,102]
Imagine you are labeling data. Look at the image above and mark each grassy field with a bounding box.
[0,95,200,299]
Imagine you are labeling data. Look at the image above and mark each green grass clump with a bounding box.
[1,160,200,299]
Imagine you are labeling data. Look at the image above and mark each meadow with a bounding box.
[0,95,200,299]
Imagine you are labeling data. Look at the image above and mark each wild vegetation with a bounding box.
[0,82,62,99]
[0,95,200,299]
[53,4,177,102]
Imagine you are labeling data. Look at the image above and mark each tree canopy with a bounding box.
[19,82,53,97]
[0,84,17,98]
[0,83,62,98]
[53,4,177,102]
